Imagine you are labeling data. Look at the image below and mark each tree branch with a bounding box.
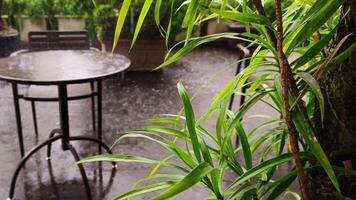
[252,0,317,145]
[275,0,310,199]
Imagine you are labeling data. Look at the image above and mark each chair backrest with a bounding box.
[28,31,90,51]
[235,44,251,72]
[227,44,251,111]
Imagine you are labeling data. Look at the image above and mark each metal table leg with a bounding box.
[97,80,103,155]
[7,133,118,199]
[58,84,70,150]
[8,82,114,200]
[70,136,117,168]
[90,82,96,133]
[11,83,25,157]
[8,135,62,199]
[46,129,62,160]
[30,101,39,137]
[67,143,92,200]
[46,134,117,168]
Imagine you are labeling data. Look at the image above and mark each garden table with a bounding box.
[0,50,130,200]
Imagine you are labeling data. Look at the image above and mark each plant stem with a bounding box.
[275,1,310,199]
[0,0,5,30]
[252,0,316,143]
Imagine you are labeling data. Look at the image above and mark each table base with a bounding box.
[7,131,117,200]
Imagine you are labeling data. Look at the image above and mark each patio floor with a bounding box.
[0,46,281,200]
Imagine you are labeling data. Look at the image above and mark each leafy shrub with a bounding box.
[81,0,356,199]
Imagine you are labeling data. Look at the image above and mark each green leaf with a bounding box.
[210,168,224,199]
[91,0,97,7]
[235,121,252,169]
[152,162,214,200]
[78,153,189,173]
[328,42,356,73]
[145,117,183,126]
[292,25,339,69]
[297,72,325,123]
[301,134,340,192]
[227,152,312,190]
[156,33,250,69]
[154,0,162,26]
[112,0,131,52]
[267,170,297,200]
[251,128,283,154]
[165,0,174,47]
[225,137,245,175]
[182,0,199,28]
[131,0,154,48]
[228,184,257,200]
[78,154,160,165]
[247,74,269,92]
[262,166,321,199]
[197,125,219,145]
[210,9,272,27]
[144,126,187,139]
[115,182,174,200]
[177,81,202,162]
[115,133,168,147]
[285,0,344,55]
[285,191,301,200]
[292,100,340,192]
[200,138,214,166]
[227,91,268,137]
[167,141,198,169]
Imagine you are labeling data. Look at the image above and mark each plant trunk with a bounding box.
[275,1,311,199]
[100,41,107,52]
[311,1,356,199]
[96,28,107,52]
[0,0,5,30]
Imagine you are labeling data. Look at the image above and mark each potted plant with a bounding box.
[0,0,18,58]
[86,2,119,52]
[5,0,48,42]
[100,0,185,71]
[54,0,86,31]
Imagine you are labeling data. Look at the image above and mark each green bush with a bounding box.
[52,0,87,16]
[4,0,87,17]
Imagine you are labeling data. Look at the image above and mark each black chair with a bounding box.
[228,44,253,146]
[29,31,90,51]
[11,31,102,158]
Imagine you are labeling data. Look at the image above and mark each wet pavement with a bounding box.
[0,46,281,200]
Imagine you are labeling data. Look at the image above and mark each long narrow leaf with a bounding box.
[154,0,163,26]
[177,81,202,162]
[131,0,154,48]
[112,0,131,52]
[291,98,340,192]
[235,121,252,169]
[285,0,344,55]
[156,33,252,69]
[115,182,174,200]
[227,152,312,190]
[292,25,339,69]
[152,162,214,200]
[297,72,325,122]
[210,9,272,27]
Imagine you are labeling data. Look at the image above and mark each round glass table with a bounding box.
[0,50,130,200]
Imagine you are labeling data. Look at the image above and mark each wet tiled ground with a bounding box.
[0,46,281,200]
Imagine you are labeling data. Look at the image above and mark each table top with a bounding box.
[0,50,131,85]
